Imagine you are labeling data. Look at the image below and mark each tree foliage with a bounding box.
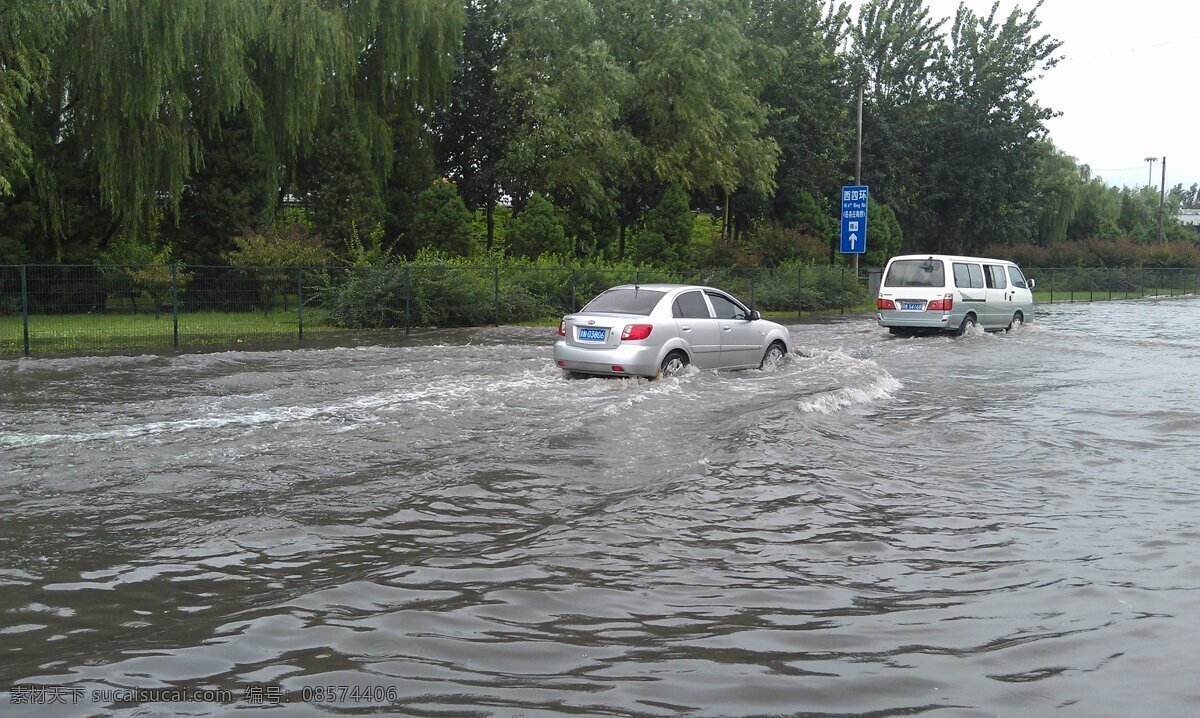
[1,0,1195,270]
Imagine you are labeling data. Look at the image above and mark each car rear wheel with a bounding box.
[954,313,977,337]
[659,351,688,378]
[760,341,786,369]
[1007,311,1024,331]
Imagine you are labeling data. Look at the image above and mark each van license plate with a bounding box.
[900,302,923,311]
[578,328,607,342]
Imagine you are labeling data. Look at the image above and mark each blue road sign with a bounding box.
[840,185,868,254]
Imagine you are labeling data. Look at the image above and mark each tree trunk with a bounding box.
[722,187,731,240]
[618,220,626,260]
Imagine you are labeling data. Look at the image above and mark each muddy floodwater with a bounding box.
[2,297,1198,717]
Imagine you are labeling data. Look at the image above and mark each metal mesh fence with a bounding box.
[1,264,1195,356]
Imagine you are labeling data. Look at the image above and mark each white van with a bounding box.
[876,254,1034,335]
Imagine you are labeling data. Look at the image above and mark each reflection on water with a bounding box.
[2,297,1199,716]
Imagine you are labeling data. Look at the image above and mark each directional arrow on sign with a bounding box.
[849,233,858,249]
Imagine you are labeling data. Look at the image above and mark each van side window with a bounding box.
[966,263,985,289]
[985,265,1007,289]
[1007,266,1027,288]
[953,263,972,288]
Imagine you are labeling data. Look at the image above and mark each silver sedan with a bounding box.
[553,284,792,378]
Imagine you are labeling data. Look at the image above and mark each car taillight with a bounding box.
[927,294,953,312]
[621,324,653,341]
[877,298,896,310]
[557,320,566,337]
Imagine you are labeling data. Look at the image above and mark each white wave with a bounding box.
[790,346,903,413]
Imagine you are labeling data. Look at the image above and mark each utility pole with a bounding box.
[1158,156,1167,243]
[854,85,863,277]
[1144,156,1158,187]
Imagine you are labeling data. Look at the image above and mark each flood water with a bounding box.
[2,297,1199,717]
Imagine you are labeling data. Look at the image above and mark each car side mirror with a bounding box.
[748,310,761,321]
[1027,278,1035,290]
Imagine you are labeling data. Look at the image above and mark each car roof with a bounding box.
[603,283,724,293]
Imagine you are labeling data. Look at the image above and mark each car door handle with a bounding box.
[721,326,732,332]
[680,325,691,331]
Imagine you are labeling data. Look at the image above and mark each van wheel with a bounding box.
[1007,311,1024,331]
[659,351,688,378]
[760,341,786,369]
[954,313,977,337]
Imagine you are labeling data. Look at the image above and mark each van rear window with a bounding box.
[884,259,945,288]
[582,288,666,315]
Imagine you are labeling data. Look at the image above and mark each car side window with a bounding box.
[707,292,747,320]
[966,264,985,289]
[985,265,1007,289]
[1007,266,1027,288]
[673,291,711,319]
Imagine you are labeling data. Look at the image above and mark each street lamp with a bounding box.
[1145,156,1158,187]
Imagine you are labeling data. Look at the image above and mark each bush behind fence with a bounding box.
[0,264,1196,356]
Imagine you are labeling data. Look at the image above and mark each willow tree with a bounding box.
[44,0,462,239]
[0,0,87,195]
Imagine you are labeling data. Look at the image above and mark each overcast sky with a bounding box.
[849,0,1200,190]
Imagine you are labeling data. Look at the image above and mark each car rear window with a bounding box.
[582,288,666,315]
[884,259,945,288]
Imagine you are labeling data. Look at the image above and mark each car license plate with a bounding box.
[577,328,607,342]
[900,302,923,311]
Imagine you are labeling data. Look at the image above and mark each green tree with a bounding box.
[0,0,86,195]
[17,0,462,240]
[924,2,1061,252]
[1028,142,1080,246]
[863,200,902,267]
[749,0,850,224]
[435,0,516,250]
[851,0,946,249]
[507,193,568,259]
[161,112,277,265]
[606,0,778,237]
[410,181,476,256]
[297,120,387,256]
[645,185,694,262]
[501,0,634,221]
[224,218,328,313]
[99,234,187,317]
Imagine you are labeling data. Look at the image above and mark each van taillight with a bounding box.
[557,320,566,337]
[621,324,653,341]
[927,294,953,312]
[877,298,896,310]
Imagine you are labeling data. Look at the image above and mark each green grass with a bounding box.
[1,308,339,355]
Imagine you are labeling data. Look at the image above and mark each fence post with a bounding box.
[570,269,577,312]
[750,270,756,312]
[1125,267,1129,300]
[1088,271,1092,302]
[493,267,500,327]
[171,264,180,348]
[404,266,412,335]
[635,269,641,285]
[20,264,30,357]
[296,267,303,342]
[1108,268,1112,301]
[840,266,845,316]
[797,266,802,317]
[1049,269,1054,304]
